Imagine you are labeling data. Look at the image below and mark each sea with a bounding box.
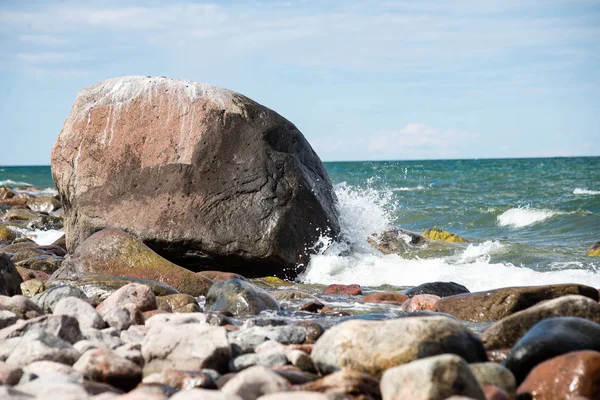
[1,157,599,292]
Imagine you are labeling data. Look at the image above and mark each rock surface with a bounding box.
[73,347,142,391]
[51,76,339,278]
[205,279,280,316]
[380,354,484,400]
[221,365,290,400]
[437,284,599,322]
[0,253,23,296]
[296,369,380,400]
[367,227,428,255]
[405,282,469,298]
[50,229,213,296]
[482,295,600,351]
[503,317,600,383]
[517,350,600,400]
[311,316,487,378]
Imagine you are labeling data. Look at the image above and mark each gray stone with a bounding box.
[221,365,290,400]
[102,303,143,331]
[54,296,106,330]
[120,324,148,345]
[144,312,207,328]
[82,328,124,349]
[230,326,306,354]
[0,309,19,329]
[229,352,288,372]
[0,314,83,344]
[469,362,516,398]
[0,386,35,399]
[0,337,21,361]
[311,316,486,378]
[32,284,88,313]
[205,279,280,316]
[287,350,315,372]
[5,328,80,367]
[0,295,43,319]
[380,354,485,400]
[22,360,81,378]
[142,322,231,375]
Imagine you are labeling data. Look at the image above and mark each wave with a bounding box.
[0,179,33,187]
[573,188,600,195]
[497,206,560,228]
[392,186,425,192]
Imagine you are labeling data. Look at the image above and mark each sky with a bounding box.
[0,0,599,165]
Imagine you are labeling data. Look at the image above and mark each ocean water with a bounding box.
[1,158,599,291]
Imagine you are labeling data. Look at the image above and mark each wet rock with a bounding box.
[469,362,516,398]
[142,321,231,375]
[51,229,213,296]
[360,292,408,305]
[143,368,217,390]
[295,321,324,344]
[401,294,439,312]
[51,76,339,279]
[170,388,243,400]
[73,347,142,391]
[5,328,80,367]
[0,295,43,319]
[311,316,487,378]
[271,290,316,301]
[0,361,23,385]
[437,284,599,322]
[482,295,600,351]
[367,227,428,255]
[32,284,88,313]
[0,253,23,296]
[405,281,470,298]
[296,369,380,400]
[96,283,157,316]
[298,301,325,313]
[102,303,144,331]
[517,350,600,400]
[20,279,45,296]
[155,293,199,313]
[587,241,600,256]
[0,310,18,329]
[205,278,280,316]
[26,196,62,213]
[54,296,106,330]
[198,271,248,282]
[422,228,468,243]
[380,354,484,400]
[49,273,179,304]
[0,226,17,242]
[230,352,288,372]
[323,284,362,295]
[0,314,83,343]
[503,317,600,383]
[230,326,307,354]
[221,365,290,400]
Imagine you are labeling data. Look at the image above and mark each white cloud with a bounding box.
[367,123,481,159]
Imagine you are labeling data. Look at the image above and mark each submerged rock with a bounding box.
[205,278,280,317]
[436,284,599,322]
[51,76,339,279]
[50,228,212,296]
[503,317,600,383]
[367,227,429,255]
[517,350,600,400]
[422,228,468,243]
[311,316,487,378]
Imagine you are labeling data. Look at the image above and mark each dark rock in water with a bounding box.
[32,284,88,313]
[587,241,600,256]
[51,76,339,279]
[295,321,324,344]
[482,295,600,351]
[323,284,362,295]
[517,350,600,400]
[296,369,380,400]
[405,281,470,298]
[503,317,600,383]
[311,316,487,378]
[50,228,212,296]
[436,284,599,322]
[0,253,23,296]
[205,278,280,317]
[49,272,179,303]
[367,227,429,255]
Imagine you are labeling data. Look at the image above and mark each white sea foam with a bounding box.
[497,206,559,228]
[392,186,425,192]
[9,227,64,245]
[573,188,600,195]
[458,240,505,262]
[0,179,33,187]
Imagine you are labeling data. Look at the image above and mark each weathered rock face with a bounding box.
[50,228,212,297]
[51,76,339,278]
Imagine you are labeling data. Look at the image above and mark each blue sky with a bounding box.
[0,0,599,165]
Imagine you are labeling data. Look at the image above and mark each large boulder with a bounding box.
[51,76,339,278]
[50,228,212,297]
